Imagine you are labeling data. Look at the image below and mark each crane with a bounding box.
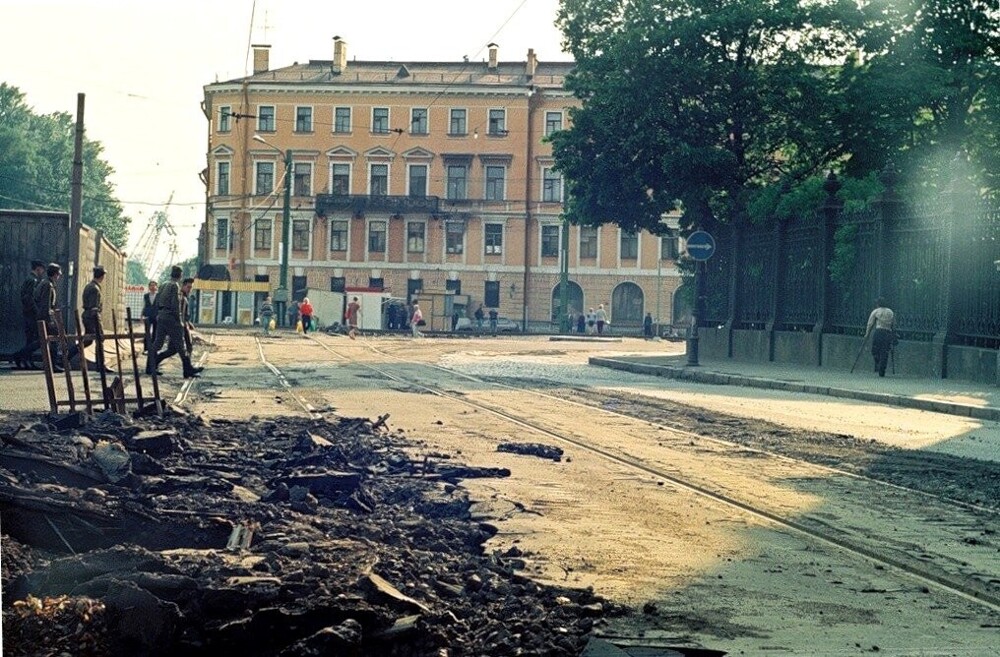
[130,192,179,280]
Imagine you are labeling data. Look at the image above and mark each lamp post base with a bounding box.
[686,335,700,366]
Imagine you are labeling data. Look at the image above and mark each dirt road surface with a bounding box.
[184,331,999,655]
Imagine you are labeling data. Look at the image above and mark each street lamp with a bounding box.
[253,134,292,324]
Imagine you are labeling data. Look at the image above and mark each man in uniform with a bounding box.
[81,266,110,373]
[146,266,202,378]
[180,277,197,357]
[11,260,46,369]
[141,280,158,353]
[34,263,78,373]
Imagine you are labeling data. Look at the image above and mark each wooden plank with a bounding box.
[73,311,94,413]
[38,320,58,414]
[53,315,76,411]
[126,307,145,410]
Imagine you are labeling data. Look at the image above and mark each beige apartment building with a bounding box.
[200,39,683,331]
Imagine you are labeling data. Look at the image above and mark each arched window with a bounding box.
[611,282,644,324]
[551,281,584,321]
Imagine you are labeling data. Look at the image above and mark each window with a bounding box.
[370,164,388,196]
[334,107,351,133]
[331,163,350,195]
[411,108,428,134]
[293,162,311,196]
[446,165,467,200]
[215,217,229,250]
[370,277,385,291]
[661,233,679,260]
[580,226,598,258]
[484,281,500,308]
[544,111,563,136]
[485,223,503,255]
[218,106,231,132]
[372,107,389,134]
[292,219,311,252]
[449,108,466,135]
[254,218,272,250]
[368,221,386,252]
[446,222,465,254]
[408,164,427,198]
[407,222,425,253]
[620,230,638,259]
[255,162,275,195]
[257,105,275,132]
[488,109,506,135]
[446,279,462,294]
[330,276,346,293]
[541,225,561,257]
[216,161,230,196]
[329,220,348,251]
[485,165,505,201]
[295,106,313,132]
[542,168,562,202]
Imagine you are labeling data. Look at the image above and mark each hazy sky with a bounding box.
[0,0,570,263]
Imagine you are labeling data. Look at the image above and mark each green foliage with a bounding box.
[126,260,149,286]
[0,83,131,247]
[829,222,859,288]
[155,255,198,284]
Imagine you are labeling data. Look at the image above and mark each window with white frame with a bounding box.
[408,164,428,197]
[661,233,679,260]
[254,217,272,250]
[544,111,563,136]
[255,162,275,195]
[620,230,638,259]
[329,220,348,251]
[407,222,425,253]
[331,163,350,195]
[485,165,506,201]
[257,105,275,132]
[368,221,387,252]
[411,108,428,135]
[485,223,503,255]
[370,164,388,196]
[372,107,390,134]
[541,225,561,257]
[295,107,313,132]
[542,167,562,202]
[446,165,467,200]
[488,109,506,135]
[292,219,311,252]
[293,162,312,196]
[449,109,466,135]
[215,217,229,250]
[334,107,351,133]
[445,222,465,254]
[218,106,231,133]
[216,161,230,196]
[580,226,598,259]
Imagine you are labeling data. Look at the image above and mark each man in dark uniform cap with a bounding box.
[34,263,78,373]
[82,266,110,373]
[147,266,202,378]
[11,260,46,369]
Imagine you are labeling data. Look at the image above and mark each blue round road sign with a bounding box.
[686,230,716,261]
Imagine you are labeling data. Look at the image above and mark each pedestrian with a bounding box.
[576,312,586,334]
[411,301,424,337]
[142,280,158,353]
[287,300,300,329]
[474,305,485,331]
[488,307,498,335]
[299,297,314,333]
[81,266,110,373]
[586,308,596,334]
[34,263,78,373]
[345,296,361,339]
[259,296,274,336]
[595,304,608,335]
[451,309,460,332]
[864,297,896,377]
[643,312,653,339]
[147,266,201,378]
[180,277,198,360]
[11,260,46,369]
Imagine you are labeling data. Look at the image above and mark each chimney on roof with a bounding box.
[332,36,347,74]
[488,43,498,70]
[526,48,537,78]
[252,44,271,74]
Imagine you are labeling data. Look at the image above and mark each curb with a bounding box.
[589,357,1000,423]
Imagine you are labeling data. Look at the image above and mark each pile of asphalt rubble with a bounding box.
[1,408,619,656]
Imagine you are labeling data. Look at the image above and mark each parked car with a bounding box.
[455,317,520,332]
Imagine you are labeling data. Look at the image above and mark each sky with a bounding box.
[0,0,571,266]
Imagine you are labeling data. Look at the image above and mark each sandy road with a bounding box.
[185,331,1000,655]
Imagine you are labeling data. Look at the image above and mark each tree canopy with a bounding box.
[0,83,131,247]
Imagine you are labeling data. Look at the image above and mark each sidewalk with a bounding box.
[589,354,1000,422]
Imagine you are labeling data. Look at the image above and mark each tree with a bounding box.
[155,255,198,284]
[0,83,131,246]
[552,0,864,231]
[126,260,150,286]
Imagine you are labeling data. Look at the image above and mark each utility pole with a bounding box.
[278,148,291,324]
[559,214,570,333]
[68,93,85,321]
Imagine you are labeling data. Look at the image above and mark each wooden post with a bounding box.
[126,308,146,410]
[54,315,76,412]
[72,311,94,413]
[38,320,58,414]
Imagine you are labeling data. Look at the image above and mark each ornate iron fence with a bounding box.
[778,217,821,330]
[735,226,775,329]
[953,200,1000,347]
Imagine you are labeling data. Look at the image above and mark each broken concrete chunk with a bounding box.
[91,440,132,483]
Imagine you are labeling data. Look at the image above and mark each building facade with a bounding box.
[200,40,683,331]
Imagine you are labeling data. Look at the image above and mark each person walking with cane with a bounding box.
[863,297,895,377]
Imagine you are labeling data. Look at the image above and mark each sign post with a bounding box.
[685,231,715,366]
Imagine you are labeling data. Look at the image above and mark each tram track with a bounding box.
[299,333,1000,612]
